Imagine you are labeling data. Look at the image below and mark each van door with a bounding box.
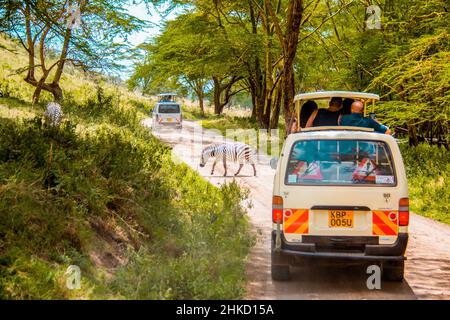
[280,139,403,244]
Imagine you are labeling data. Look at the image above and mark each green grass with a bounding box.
[0,36,253,299]
[400,144,450,224]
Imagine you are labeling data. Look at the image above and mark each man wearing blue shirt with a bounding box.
[340,101,392,134]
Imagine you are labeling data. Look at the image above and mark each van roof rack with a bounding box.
[299,126,375,133]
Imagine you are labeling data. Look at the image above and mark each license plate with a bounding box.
[328,210,354,228]
[166,118,173,122]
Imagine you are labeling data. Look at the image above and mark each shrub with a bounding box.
[400,143,450,224]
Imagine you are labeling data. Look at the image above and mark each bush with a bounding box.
[0,100,253,299]
[400,143,450,224]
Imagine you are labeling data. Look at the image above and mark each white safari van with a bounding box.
[152,93,182,130]
[270,92,409,282]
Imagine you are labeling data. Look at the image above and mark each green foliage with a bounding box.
[0,40,252,298]
[128,8,261,113]
[400,144,450,224]
[0,102,253,299]
[370,31,450,145]
[112,181,252,299]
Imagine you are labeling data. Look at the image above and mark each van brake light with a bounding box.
[272,196,283,223]
[399,198,409,226]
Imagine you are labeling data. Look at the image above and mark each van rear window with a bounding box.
[158,104,180,114]
[285,140,396,186]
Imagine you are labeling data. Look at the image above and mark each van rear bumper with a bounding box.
[272,231,408,262]
[155,122,182,128]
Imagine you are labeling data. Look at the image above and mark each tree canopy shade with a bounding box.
[128,9,261,115]
[2,0,445,146]
[0,0,149,103]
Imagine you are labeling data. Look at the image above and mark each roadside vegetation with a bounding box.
[401,144,450,225]
[0,36,253,299]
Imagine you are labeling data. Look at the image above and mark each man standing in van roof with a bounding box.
[340,100,392,134]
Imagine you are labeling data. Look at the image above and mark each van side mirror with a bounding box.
[270,157,279,170]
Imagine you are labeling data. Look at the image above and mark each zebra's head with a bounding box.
[199,145,213,167]
[199,148,207,167]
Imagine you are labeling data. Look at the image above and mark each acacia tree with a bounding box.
[129,11,252,115]
[197,0,282,128]
[295,0,449,146]
[0,0,146,104]
[128,14,213,115]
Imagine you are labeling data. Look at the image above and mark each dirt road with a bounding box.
[145,119,450,300]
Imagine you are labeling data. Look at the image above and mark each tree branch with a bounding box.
[299,0,355,43]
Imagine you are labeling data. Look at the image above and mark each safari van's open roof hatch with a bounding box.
[293,91,381,121]
[158,93,177,102]
[294,91,380,102]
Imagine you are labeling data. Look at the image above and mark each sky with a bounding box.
[126,2,171,46]
[119,1,183,79]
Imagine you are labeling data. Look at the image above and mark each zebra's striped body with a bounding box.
[44,102,63,127]
[200,143,257,176]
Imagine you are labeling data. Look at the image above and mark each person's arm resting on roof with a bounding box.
[368,118,390,134]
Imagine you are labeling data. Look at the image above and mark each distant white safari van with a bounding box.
[270,92,409,282]
[152,93,182,130]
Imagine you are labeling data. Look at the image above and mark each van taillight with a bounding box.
[272,196,283,223]
[399,198,409,226]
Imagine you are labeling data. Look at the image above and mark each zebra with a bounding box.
[199,143,257,176]
[44,102,63,127]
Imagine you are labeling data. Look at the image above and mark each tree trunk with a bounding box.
[249,80,257,120]
[194,81,205,116]
[261,28,273,129]
[32,84,43,105]
[199,96,204,116]
[213,77,221,115]
[50,82,63,102]
[270,82,283,129]
[283,65,296,133]
[282,0,303,134]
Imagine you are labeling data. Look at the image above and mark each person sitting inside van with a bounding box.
[290,100,319,133]
[341,98,354,116]
[340,100,392,134]
[306,97,342,127]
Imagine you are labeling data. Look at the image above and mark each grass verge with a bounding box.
[0,35,254,299]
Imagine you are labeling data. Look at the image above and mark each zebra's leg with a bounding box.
[235,164,244,176]
[223,154,227,176]
[251,163,257,176]
[211,159,217,175]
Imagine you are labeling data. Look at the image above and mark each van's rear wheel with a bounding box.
[383,261,404,282]
[271,264,290,281]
